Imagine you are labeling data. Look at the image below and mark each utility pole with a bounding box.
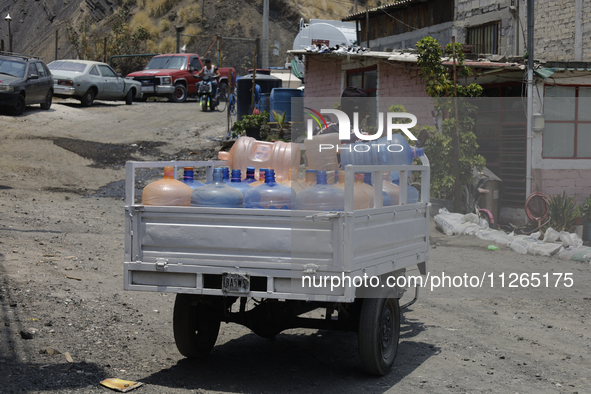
[5,13,12,53]
[365,2,369,48]
[262,0,269,69]
[451,36,462,213]
[525,0,534,198]
[251,38,259,115]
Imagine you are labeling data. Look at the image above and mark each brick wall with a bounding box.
[304,56,343,98]
[378,63,434,129]
[534,0,577,61]
[539,169,591,204]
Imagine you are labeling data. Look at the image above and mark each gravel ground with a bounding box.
[0,98,590,394]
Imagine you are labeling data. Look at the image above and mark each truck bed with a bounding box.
[124,160,430,303]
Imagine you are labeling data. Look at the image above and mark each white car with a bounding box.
[48,60,142,106]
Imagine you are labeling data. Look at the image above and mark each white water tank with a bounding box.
[292,19,357,50]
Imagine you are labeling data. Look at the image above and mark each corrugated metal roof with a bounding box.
[288,49,525,70]
[535,67,591,79]
[343,0,422,21]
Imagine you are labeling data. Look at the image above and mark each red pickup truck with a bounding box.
[127,53,235,103]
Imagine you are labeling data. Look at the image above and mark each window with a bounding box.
[189,57,201,70]
[467,21,500,55]
[346,66,377,97]
[35,62,46,77]
[89,66,99,76]
[98,65,117,78]
[543,85,591,158]
[48,61,87,73]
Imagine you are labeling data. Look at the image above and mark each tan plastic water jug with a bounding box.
[218,137,300,182]
[142,166,193,206]
[303,133,340,172]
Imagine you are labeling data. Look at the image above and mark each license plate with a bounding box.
[141,86,153,93]
[222,273,250,294]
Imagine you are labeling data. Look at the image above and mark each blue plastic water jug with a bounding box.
[191,168,244,208]
[182,167,205,190]
[244,169,294,209]
[340,134,424,167]
[295,171,345,211]
[244,166,257,184]
[393,180,419,203]
[228,169,253,196]
[222,167,231,184]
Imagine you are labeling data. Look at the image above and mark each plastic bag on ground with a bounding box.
[434,208,486,236]
[557,245,591,262]
[542,227,560,243]
[558,231,583,248]
[509,236,534,255]
[475,229,515,247]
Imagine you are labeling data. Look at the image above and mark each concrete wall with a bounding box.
[369,22,454,52]
[454,0,518,56]
[366,1,518,55]
[534,0,577,61]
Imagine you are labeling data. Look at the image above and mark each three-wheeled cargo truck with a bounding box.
[124,158,430,375]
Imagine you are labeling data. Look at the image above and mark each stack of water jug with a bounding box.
[142,135,423,211]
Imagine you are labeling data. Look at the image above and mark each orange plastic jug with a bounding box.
[303,133,340,172]
[354,174,375,208]
[142,166,193,206]
[280,168,305,194]
[218,137,300,182]
[334,171,370,210]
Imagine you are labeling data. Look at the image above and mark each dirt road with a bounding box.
[0,99,590,393]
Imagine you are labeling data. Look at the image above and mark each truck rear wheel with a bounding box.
[358,292,400,376]
[169,84,187,103]
[173,294,220,358]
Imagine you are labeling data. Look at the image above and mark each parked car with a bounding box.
[126,53,235,103]
[0,54,53,115]
[48,60,141,107]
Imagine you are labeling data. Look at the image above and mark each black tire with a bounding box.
[358,294,400,376]
[216,95,227,112]
[173,294,220,359]
[81,89,95,107]
[9,95,25,116]
[40,90,52,110]
[125,89,134,105]
[169,84,187,103]
[201,97,207,112]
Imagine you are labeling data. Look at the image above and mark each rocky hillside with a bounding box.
[0,0,369,74]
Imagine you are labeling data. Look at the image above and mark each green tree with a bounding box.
[415,36,485,207]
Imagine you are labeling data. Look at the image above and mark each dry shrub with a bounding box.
[185,4,201,22]
[137,0,147,9]
[146,40,159,53]
[147,0,179,18]
[130,11,159,39]
[183,25,200,45]
[178,9,188,25]
[159,36,176,53]
[159,19,170,32]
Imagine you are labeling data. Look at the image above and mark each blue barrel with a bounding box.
[270,88,303,122]
[237,73,282,121]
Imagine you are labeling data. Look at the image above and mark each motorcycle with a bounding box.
[197,74,218,112]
